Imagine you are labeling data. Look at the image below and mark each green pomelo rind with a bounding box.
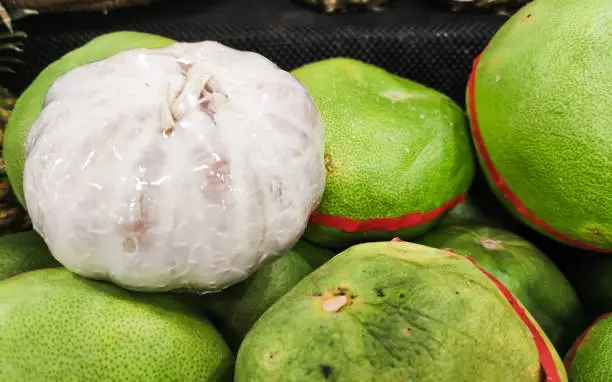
[0,268,233,381]
[417,225,584,353]
[235,240,566,381]
[5,31,177,207]
[200,240,335,350]
[291,58,474,223]
[469,0,612,248]
[565,315,612,382]
[0,230,61,281]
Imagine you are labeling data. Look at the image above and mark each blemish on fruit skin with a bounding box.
[375,288,385,297]
[267,352,275,360]
[320,364,333,379]
[480,237,503,250]
[401,327,412,336]
[324,154,334,173]
[380,90,412,103]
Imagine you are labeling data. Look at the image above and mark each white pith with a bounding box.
[23,41,325,293]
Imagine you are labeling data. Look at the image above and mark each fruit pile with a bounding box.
[1,0,610,380]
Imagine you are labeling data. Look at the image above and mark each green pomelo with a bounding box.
[0,268,233,381]
[417,225,584,353]
[4,31,177,207]
[468,0,612,250]
[565,314,612,382]
[0,230,61,280]
[235,240,567,381]
[200,240,334,350]
[292,58,475,249]
[569,255,612,319]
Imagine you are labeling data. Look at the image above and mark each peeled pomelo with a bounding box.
[8,33,325,293]
[235,240,567,381]
[292,58,474,249]
[565,313,612,382]
[200,240,334,350]
[466,0,612,251]
[0,230,61,280]
[0,268,233,381]
[418,225,584,352]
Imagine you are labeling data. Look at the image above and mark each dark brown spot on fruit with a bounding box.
[588,228,602,236]
[399,293,405,298]
[401,327,412,335]
[324,153,334,173]
[267,352,275,360]
[320,365,333,379]
[312,292,323,297]
[375,288,385,297]
[525,13,533,20]
[162,126,175,137]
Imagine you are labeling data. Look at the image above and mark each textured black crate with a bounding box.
[6,0,509,106]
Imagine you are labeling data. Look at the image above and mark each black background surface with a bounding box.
[7,0,509,106]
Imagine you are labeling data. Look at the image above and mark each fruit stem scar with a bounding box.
[480,237,502,250]
[322,295,348,312]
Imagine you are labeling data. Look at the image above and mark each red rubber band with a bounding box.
[309,193,465,232]
[564,312,612,370]
[444,248,562,382]
[467,50,612,253]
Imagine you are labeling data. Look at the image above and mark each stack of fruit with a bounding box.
[0,0,610,380]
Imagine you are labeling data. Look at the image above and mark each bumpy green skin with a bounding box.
[235,240,566,381]
[4,31,177,207]
[418,225,584,353]
[469,0,612,249]
[201,240,335,350]
[292,58,475,248]
[570,256,612,318]
[0,230,61,280]
[0,268,233,381]
[565,315,612,382]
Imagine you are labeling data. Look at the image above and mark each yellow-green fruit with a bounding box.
[4,31,177,207]
[235,240,567,381]
[0,230,60,280]
[292,58,474,249]
[0,268,233,381]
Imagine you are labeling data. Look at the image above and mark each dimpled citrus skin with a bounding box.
[418,225,584,352]
[565,315,612,382]
[4,31,177,207]
[235,241,567,381]
[0,268,233,381]
[292,58,474,246]
[469,0,612,249]
[0,230,61,281]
